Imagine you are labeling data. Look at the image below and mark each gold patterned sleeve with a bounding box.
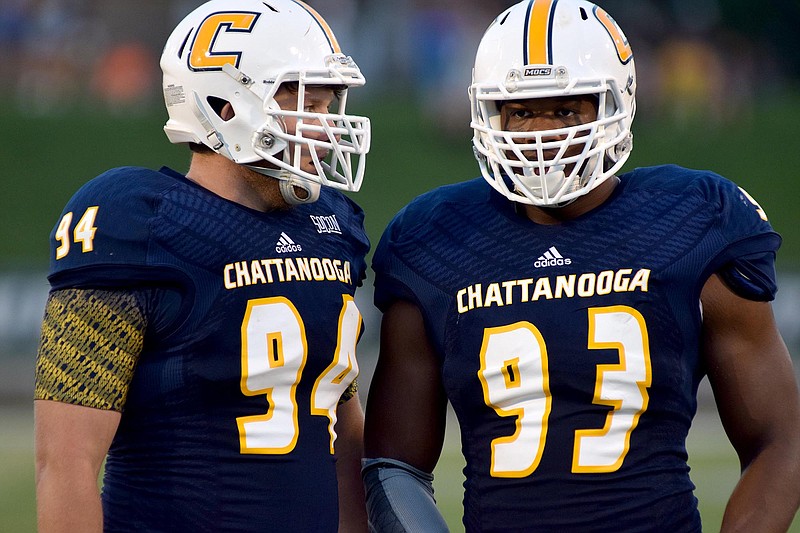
[339,378,358,405]
[34,288,147,412]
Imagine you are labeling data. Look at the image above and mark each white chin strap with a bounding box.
[279,174,321,205]
[246,165,321,205]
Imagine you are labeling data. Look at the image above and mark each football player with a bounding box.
[363,1,800,531]
[34,1,371,531]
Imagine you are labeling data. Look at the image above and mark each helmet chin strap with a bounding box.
[246,165,321,205]
[279,174,321,205]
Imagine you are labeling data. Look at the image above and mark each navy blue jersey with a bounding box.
[372,165,780,533]
[48,166,369,532]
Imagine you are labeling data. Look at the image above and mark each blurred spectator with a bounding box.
[90,42,157,112]
[0,0,796,124]
[14,0,103,114]
[654,38,726,126]
[408,2,473,134]
[406,0,517,136]
[0,0,31,48]
[0,0,33,101]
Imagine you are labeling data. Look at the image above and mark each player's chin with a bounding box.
[300,153,329,174]
[299,160,322,177]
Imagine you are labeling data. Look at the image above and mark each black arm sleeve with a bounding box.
[362,458,450,533]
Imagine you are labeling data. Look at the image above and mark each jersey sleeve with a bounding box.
[371,196,457,356]
[47,167,188,291]
[704,177,782,300]
[35,285,185,411]
[340,193,370,289]
[372,205,421,313]
[372,181,497,354]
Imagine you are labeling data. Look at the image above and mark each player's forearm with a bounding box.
[36,465,103,533]
[338,489,369,533]
[721,446,800,533]
[337,450,369,533]
[34,401,119,532]
[336,397,369,532]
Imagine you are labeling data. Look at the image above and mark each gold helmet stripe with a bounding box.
[291,0,341,54]
[524,0,558,65]
[594,6,633,64]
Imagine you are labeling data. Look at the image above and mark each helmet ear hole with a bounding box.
[207,96,234,121]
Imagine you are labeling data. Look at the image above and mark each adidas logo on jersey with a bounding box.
[275,232,302,254]
[534,246,572,268]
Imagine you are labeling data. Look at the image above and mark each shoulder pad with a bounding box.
[48,167,178,289]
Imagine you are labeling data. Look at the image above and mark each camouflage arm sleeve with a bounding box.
[34,288,147,412]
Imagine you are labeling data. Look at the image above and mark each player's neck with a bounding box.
[519,176,620,225]
[186,153,290,212]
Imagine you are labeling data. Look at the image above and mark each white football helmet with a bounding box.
[161,0,371,204]
[470,0,636,206]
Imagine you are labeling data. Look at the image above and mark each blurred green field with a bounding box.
[2,92,800,271]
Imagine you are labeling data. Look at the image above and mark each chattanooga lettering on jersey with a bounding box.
[456,268,651,314]
[224,257,352,289]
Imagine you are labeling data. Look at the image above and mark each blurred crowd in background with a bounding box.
[1,0,798,133]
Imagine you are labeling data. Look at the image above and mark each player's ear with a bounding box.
[206,96,235,121]
[220,102,235,121]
